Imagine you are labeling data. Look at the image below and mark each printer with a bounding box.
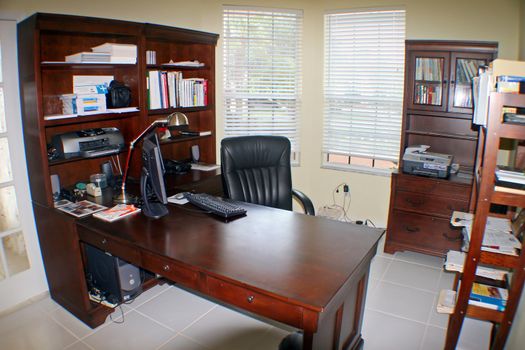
[51,127,125,159]
[402,145,453,178]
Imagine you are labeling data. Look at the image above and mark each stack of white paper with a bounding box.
[445,250,507,280]
[92,43,137,64]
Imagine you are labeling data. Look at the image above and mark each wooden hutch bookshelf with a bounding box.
[17,13,218,327]
[385,40,498,257]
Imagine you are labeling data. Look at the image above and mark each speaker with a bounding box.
[85,244,141,304]
[50,174,60,200]
[191,144,200,163]
[100,161,115,188]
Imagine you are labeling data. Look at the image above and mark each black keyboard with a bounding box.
[183,193,246,219]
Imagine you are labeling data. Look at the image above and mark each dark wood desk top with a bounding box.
[78,201,383,314]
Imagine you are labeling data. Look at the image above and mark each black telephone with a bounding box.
[163,159,191,175]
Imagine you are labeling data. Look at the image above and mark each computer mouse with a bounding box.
[174,192,186,200]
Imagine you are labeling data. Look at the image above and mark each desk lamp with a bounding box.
[113,112,188,204]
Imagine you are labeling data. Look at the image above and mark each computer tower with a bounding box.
[85,244,142,304]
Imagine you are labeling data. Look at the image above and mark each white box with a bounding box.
[91,43,137,57]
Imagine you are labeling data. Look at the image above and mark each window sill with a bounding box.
[321,163,395,177]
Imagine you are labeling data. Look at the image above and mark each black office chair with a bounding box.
[220,136,315,216]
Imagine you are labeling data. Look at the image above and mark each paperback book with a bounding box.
[93,204,141,222]
[469,282,508,311]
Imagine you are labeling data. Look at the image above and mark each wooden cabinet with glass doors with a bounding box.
[385,41,498,257]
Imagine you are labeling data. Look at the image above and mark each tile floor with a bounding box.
[0,237,492,350]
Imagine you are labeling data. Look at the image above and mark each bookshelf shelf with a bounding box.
[44,111,139,127]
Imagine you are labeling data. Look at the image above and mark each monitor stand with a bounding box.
[142,201,168,219]
[140,169,168,219]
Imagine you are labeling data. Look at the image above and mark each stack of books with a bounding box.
[437,282,508,313]
[469,282,508,311]
[147,70,208,109]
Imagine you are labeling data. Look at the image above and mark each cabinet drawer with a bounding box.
[77,227,141,265]
[388,210,462,253]
[207,276,303,327]
[141,252,199,289]
[394,191,469,217]
[396,174,471,200]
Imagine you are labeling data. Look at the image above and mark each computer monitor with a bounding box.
[140,132,168,218]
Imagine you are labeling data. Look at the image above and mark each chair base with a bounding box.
[279,331,303,350]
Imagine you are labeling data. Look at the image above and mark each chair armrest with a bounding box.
[292,189,315,216]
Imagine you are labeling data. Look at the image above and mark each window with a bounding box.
[322,9,406,174]
[223,6,303,162]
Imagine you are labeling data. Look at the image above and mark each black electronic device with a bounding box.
[85,244,142,304]
[164,159,191,175]
[183,192,247,219]
[140,133,169,218]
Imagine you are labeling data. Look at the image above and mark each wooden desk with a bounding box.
[76,200,383,350]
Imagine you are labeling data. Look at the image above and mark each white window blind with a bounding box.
[323,9,405,172]
[223,6,303,160]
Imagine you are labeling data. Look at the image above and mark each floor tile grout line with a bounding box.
[127,283,174,310]
[177,304,218,334]
[175,332,214,349]
[377,278,439,295]
[127,307,179,333]
[392,255,445,271]
[154,332,184,350]
[365,307,429,326]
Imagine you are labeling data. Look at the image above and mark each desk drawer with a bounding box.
[207,276,303,328]
[388,210,462,254]
[394,191,469,217]
[141,252,199,289]
[396,174,471,200]
[77,227,141,265]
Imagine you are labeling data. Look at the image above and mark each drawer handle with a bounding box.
[405,226,420,233]
[442,232,462,241]
[405,198,424,206]
[163,264,170,271]
[247,295,255,303]
[101,239,107,245]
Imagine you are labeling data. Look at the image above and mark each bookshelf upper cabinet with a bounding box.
[406,43,496,115]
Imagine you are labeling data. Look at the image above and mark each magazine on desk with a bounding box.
[93,204,141,222]
[57,200,107,218]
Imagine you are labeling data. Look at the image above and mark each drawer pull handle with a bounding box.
[405,226,420,233]
[101,239,107,245]
[163,265,170,271]
[406,198,423,206]
[247,295,255,303]
[442,232,462,241]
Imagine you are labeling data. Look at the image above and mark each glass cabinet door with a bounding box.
[448,53,491,113]
[414,57,444,106]
[408,52,449,112]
